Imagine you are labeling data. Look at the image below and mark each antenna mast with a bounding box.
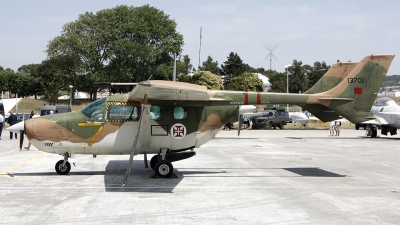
[198,27,202,68]
[264,44,279,70]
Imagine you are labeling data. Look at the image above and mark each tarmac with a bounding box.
[0,128,399,224]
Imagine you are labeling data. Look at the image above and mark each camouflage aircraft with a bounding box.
[8,54,394,183]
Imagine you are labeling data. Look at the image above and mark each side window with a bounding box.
[150,106,161,120]
[173,107,187,120]
[107,105,140,121]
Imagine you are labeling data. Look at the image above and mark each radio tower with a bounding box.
[264,44,279,71]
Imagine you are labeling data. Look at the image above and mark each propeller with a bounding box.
[19,130,24,152]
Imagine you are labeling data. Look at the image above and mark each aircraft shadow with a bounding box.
[283,167,346,177]
[104,160,183,193]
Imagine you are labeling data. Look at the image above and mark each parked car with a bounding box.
[40,105,70,116]
[252,109,289,129]
[16,113,30,122]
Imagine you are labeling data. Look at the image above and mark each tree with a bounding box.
[191,71,223,90]
[43,81,64,105]
[182,55,195,74]
[0,66,3,71]
[199,56,221,75]
[268,71,287,92]
[288,60,308,93]
[226,73,264,92]
[46,5,184,100]
[221,52,245,84]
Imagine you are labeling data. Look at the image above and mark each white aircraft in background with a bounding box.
[290,112,309,126]
[361,97,400,136]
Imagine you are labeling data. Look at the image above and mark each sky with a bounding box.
[1,1,400,75]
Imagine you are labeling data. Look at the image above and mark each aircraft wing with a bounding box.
[243,112,265,117]
[360,116,388,125]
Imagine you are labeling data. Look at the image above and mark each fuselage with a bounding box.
[24,94,246,155]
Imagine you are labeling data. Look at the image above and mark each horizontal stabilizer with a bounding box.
[360,116,388,125]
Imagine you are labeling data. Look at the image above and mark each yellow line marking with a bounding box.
[0,152,47,177]
[77,122,103,127]
[88,125,104,146]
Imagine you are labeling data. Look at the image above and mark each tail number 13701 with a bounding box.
[348,78,363,83]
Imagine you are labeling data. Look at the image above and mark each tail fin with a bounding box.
[315,54,395,124]
[303,61,359,121]
[304,61,359,94]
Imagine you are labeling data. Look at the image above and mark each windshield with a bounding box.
[373,97,396,107]
[81,97,107,120]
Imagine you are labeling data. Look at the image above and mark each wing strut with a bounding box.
[122,95,147,187]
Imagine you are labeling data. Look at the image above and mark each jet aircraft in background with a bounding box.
[360,97,400,136]
[7,54,394,185]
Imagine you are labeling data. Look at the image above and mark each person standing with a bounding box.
[0,111,4,140]
[329,121,335,136]
[8,111,18,139]
[335,121,341,136]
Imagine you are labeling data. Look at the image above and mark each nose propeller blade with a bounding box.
[19,130,24,152]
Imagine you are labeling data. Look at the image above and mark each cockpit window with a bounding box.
[374,97,396,107]
[81,97,107,120]
[107,104,141,121]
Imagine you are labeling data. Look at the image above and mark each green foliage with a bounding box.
[177,74,193,83]
[42,81,64,105]
[0,70,31,97]
[221,52,246,84]
[191,71,223,90]
[46,5,184,100]
[268,71,287,92]
[199,56,221,75]
[382,75,400,87]
[226,73,264,92]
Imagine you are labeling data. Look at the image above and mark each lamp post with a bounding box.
[69,85,73,112]
[285,64,292,111]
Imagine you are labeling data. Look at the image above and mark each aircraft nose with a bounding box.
[6,121,25,133]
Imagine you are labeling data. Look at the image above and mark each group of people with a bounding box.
[329,120,341,136]
[0,110,36,145]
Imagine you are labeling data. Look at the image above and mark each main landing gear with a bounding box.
[150,148,174,178]
[55,153,71,175]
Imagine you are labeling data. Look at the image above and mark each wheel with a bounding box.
[55,160,71,175]
[279,122,284,129]
[150,155,159,170]
[355,125,359,130]
[154,160,173,178]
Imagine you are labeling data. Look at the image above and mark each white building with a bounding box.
[255,73,271,92]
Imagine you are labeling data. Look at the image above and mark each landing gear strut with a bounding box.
[55,153,71,175]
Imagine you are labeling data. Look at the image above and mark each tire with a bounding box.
[154,160,173,178]
[279,122,284,129]
[55,160,71,175]
[150,155,159,170]
[355,125,359,130]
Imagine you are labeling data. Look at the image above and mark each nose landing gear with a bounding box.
[55,153,71,175]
